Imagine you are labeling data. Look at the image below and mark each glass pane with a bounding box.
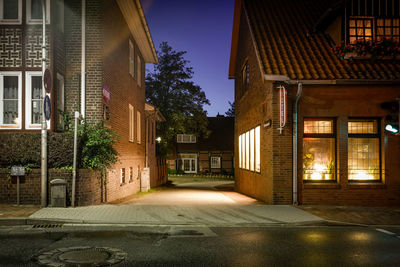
[241,134,245,169]
[4,76,18,99]
[31,0,42,20]
[349,20,355,27]
[3,0,18,19]
[191,159,195,171]
[238,135,242,168]
[394,19,399,26]
[377,19,384,26]
[250,128,254,171]
[303,138,335,181]
[365,29,371,36]
[365,20,371,27]
[245,131,249,170]
[357,28,364,36]
[255,126,260,172]
[304,120,333,134]
[357,20,363,27]
[348,138,380,180]
[348,120,377,134]
[32,100,41,124]
[184,159,190,172]
[350,29,356,35]
[32,76,42,99]
[3,100,18,124]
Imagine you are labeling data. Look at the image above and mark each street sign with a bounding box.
[43,69,52,93]
[11,166,25,176]
[44,95,51,120]
[278,85,287,134]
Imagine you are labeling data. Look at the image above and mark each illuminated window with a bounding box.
[210,157,221,169]
[129,104,134,142]
[120,168,126,185]
[377,18,400,41]
[239,125,261,172]
[25,72,49,130]
[0,0,22,24]
[348,119,380,181]
[0,72,22,129]
[137,110,141,144]
[349,17,373,43]
[303,119,336,181]
[238,134,242,168]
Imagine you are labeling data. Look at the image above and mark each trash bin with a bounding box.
[50,179,67,207]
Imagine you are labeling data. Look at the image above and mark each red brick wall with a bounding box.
[0,169,103,206]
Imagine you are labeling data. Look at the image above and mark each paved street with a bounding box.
[28,180,321,226]
[1,224,400,266]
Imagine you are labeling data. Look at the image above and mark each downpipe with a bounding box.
[292,82,302,205]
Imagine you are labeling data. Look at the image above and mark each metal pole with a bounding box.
[40,0,47,207]
[72,111,79,207]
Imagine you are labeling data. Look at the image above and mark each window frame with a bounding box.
[302,118,337,183]
[347,117,382,183]
[176,134,197,143]
[210,156,221,169]
[137,110,141,144]
[129,104,134,142]
[376,18,400,41]
[347,16,400,43]
[25,71,50,130]
[26,0,50,25]
[238,125,261,173]
[0,0,22,24]
[129,39,134,77]
[348,16,374,43]
[120,168,126,185]
[241,61,249,94]
[0,71,22,129]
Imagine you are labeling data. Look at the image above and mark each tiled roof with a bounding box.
[244,0,400,80]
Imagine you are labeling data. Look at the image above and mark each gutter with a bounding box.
[81,0,86,118]
[292,83,302,205]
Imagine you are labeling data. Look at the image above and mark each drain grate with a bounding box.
[32,224,63,229]
[34,246,127,266]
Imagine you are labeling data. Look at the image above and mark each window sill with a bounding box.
[347,183,386,189]
[303,183,341,189]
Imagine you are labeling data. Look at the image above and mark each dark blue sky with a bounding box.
[142,0,235,116]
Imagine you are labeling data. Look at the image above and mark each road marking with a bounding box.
[376,228,396,235]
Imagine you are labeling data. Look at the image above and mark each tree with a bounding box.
[225,101,235,117]
[146,42,210,156]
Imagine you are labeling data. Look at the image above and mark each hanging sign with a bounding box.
[44,95,51,121]
[278,85,287,134]
[43,69,52,93]
[103,85,110,103]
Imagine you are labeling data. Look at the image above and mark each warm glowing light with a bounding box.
[156,137,161,143]
[310,164,325,180]
[352,170,374,180]
[311,172,322,180]
[13,117,19,124]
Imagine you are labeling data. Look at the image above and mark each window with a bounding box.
[137,55,142,87]
[377,18,400,41]
[0,72,22,129]
[349,17,373,43]
[26,72,49,129]
[239,125,261,172]
[129,167,133,182]
[120,168,126,185]
[129,40,134,77]
[303,119,336,181]
[56,74,64,131]
[348,119,380,181]
[241,62,249,93]
[177,134,196,143]
[137,110,141,144]
[0,0,22,24]
[210,157,221,169]
[129,104,134,142]
[26,0,50,24]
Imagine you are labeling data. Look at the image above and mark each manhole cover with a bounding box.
[34,246,127,266]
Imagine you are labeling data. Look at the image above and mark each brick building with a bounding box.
[229,0,400,206]
[168,116,234,175]
[0,0,165,204]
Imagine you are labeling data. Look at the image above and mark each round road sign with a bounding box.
[44,95,51,121]
[43,69,52,93]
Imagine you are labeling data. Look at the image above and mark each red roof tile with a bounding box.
[244,0,400,80]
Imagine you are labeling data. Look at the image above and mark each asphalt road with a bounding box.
[1,225,400,267]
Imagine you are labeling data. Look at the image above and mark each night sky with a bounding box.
[142,0,235,117]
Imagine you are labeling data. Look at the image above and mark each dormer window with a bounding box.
[349,17,373,43]
[377,18,400,41]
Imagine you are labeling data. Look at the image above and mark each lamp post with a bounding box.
[40,0,48,207]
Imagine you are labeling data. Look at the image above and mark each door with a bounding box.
[182,158,197,173]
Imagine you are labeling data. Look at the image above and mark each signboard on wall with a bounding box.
[278,85,287,134]
[103,85,110,103]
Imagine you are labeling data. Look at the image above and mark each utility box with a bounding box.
[50,179,67,207]
[141,167,150,192]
